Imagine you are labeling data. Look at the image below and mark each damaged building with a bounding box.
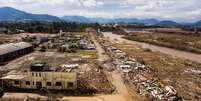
[1,72,77,90]
[0,42,33,63]
[1,62,77,91]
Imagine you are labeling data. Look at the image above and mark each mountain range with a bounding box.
[61,16,160,25]
[0,7,201,27]
[156,20,181,27]
[0,7,60,22]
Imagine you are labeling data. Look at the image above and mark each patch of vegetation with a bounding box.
[123,32,201,54]
[0,21,100,34]
[78,50,97,59]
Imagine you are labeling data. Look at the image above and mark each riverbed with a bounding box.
[103,32,201,63]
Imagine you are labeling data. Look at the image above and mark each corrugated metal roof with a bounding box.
[0,42,32,55]
[14,42,32,48]
[0,48,9,56]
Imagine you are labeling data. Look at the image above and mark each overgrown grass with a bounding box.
[78,50,98,59]
[123,32,201,54]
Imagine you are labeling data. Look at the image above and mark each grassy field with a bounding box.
[123,32,201,54]
[78,50,98,59]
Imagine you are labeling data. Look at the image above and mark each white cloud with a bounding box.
[97,2,104,6]
[82,0,96,7]
[81,0,104,7]
[0,0,200,22]
[121,0,201,22]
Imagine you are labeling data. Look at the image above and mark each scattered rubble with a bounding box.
[78,69,115,94]
[183,68,201,75]
[96,32,183,101]
[49,32,95,52]
[58,64,79,72]
[23,32,96,53]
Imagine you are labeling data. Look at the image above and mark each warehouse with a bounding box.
[0,42,33,63]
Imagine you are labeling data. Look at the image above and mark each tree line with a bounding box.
[0,21,100,34]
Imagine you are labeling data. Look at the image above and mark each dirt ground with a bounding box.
[2,31,200,101]
[0,33,58,45]
[90,32,143,101]
[1,93,128,101]
[0,49,115,101]
[0,34,22,44]
[0,51,77,72]
[0,32,122,101]
[104,32,201,100]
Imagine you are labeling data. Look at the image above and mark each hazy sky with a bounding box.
[0,0,201,22]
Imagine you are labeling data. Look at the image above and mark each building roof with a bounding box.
[1,74,27,80]
[0,42,32,55]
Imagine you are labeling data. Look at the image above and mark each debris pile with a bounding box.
[78,69,115,94]
[183,68,201,75]
[23,34,49,47]
[96,33,183,100]
[56,64,79,72]
[46,32,96,52]
[23,32,96,52]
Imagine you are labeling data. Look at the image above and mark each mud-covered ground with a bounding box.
[112,40,201,100]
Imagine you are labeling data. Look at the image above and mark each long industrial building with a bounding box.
[0,42,33,63]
